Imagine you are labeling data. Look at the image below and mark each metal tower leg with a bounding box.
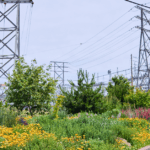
[0,4,20,78]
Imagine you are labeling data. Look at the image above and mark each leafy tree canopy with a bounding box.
[5,57,57,116]
[106,75,133,106]
[59,69,105,114]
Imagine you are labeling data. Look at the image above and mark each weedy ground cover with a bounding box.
[1,108,150,149]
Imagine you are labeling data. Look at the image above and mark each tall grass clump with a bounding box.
[0,105,18,127]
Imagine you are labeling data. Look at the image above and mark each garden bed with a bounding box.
[1,107,150,150]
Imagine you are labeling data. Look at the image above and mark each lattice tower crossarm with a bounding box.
[0,0,33,4]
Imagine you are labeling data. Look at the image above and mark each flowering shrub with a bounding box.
[121,107,150,122]
[61,134,91,150]
[0,123,57,149]
[67,116,79,119]
[117,117,150,149]
[52,95,65,119]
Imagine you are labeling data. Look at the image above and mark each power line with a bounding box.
[23,5,33,56]
[82,7,135,44]
[125,0,150,9]
[71,33,139,67]
[26,5,33,56]
[21,5,28,40]
[64,67,138,82]
[85,45,138,70]
[71,28,138,63]
[61,18,135,62]
[53,7,135,61]
[69,21,147,64]
[23,44,80,56]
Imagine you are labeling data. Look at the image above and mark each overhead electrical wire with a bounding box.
[68,38,138,72]
[25,18,134,57]
[23,5,33,56]
[54,2,150,65]
[71,28,138,63]
[26,5,33,56]
[71,31,139,67]
[85,44,138,70]
[81,8,135,44]
[21,5,29,41]
[64,67,137,82]
[58,2,150,83]
[53,6,135,61]
[69,23,147,69]
[68,21,135,62]
[23,6,31,55]
[24,43,81,56]
[61,18,135,62]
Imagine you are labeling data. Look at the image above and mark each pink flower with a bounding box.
[147,109,150,114]
[136,112,139,118]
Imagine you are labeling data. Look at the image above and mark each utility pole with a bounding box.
[131,54,133,86]
[117,68,118,76]
[50,61,68,86]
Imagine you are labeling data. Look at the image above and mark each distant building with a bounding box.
[0,84,6,89]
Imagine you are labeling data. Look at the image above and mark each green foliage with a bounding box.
[111,124,137,146]
[120,113,128,118]
[124,88,150,109]
[5,57,57,117]
[100,96,122,113]
[59,70,105,114]
[0,106,18,127]
[100,108,122,119]
[36,112,130,145]
[2,135,64,150]
[106,75,133,106]
[24,135,64,150]
[0,101,3,108]
[52,95,65,119]
[121,102,133,111]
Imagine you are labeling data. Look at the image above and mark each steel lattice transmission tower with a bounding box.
[50,61,68,87]
[135,6,150,91]
[0,0,33,79]
[125,0,150,91]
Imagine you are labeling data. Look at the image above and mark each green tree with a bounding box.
[124,88,150,109]
[106,75,133,106]
[5,57,57,117]
[59,70,105,114]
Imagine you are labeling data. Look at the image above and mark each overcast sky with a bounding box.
[1,0,150,86]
